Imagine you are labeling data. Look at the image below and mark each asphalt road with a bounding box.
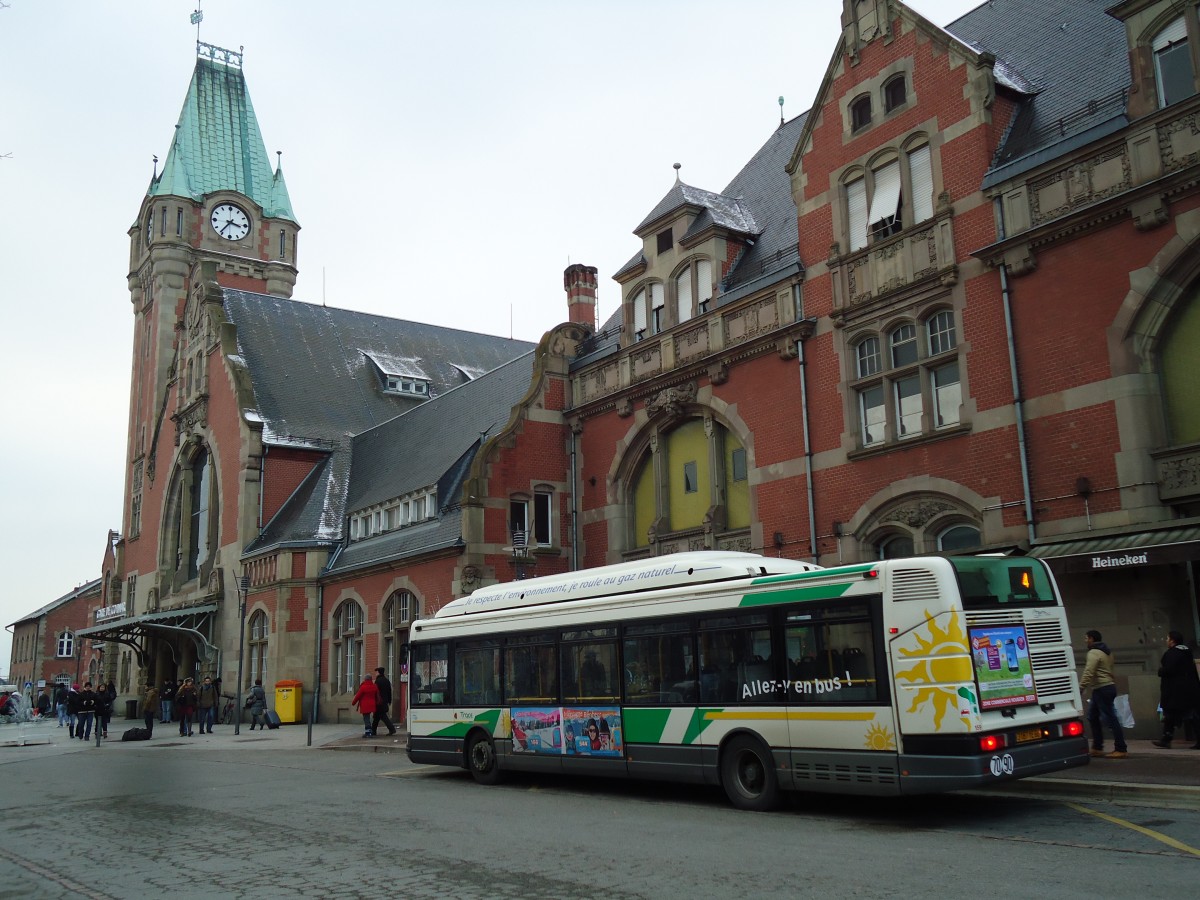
[1,735,1197,898]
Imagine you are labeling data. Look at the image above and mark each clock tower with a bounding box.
[119,41,299,633]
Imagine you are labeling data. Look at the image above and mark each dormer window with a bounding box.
[851,94,872,132]
[1154,17,1196,108]
[385,375,428,396]
[883,74,907,113]
[631,282,665,340]
[657,228,673,255]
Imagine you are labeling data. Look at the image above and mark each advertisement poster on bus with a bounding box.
[969,625,1037,710]
[510,706,623,757]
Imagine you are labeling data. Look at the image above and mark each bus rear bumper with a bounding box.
[897,736,1089,795]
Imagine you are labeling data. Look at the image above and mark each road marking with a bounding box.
[1066,802,1200,857]
[379,766,440,777]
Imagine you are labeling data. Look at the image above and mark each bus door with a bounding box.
[784,603,896,768]
[559,629,625,775]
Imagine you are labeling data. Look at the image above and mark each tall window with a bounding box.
[383,590,416,687]
[844,142,934,252]
[57,631,74,658]
[631,283,665,340]
[883,74,907,112]
[1154,17,1196,108]
[851,309,961,448]
[850,94,872,132]
[168,445,216,581]
[248,611,268,688]
[675,259,713,324]
[332,601,363,694]
[511,491,556,547]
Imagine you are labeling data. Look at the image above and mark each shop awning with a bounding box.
[1028,526,1200,574]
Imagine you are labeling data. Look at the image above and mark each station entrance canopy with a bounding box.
[76,603,219,668]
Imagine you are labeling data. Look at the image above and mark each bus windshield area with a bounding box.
[950,557,1057,609]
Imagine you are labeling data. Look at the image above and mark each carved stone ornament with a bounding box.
[880,499,955,528]
[708,361,728,385]
[616,398,633,418]
[645,382,697,419]
[460,565,480,594]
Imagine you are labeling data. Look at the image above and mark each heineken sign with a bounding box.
[1043,540,1200,574]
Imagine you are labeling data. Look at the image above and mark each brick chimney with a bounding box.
[564,264,598,329]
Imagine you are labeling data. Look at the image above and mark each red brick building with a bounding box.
[13,1,1199,733]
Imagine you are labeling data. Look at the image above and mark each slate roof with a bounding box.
[945,0,1130,178]
[597,112,808,362]
[9,578,101,626]
[326,351,537,575]
[228,289,533,554]
[147,44,296,222]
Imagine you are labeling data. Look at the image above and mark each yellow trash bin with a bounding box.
[274,680,303,724]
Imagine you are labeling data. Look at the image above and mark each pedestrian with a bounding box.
[160,678,176,723]
[76,682,98,742]
[54,682,68,728]
[142,681,159,738]
[351,674,380,738]
[66,684,82,737]
[175,677,198,737]
[95,683,113,740]
[196,675,219,734]
[372,667,398,737]
[1079,629,1128,759]
[246,679,268,730]
[35,690,51,719]
[1151,630,1200,749]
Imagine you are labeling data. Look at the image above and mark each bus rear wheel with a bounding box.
[467,732,503,785]
[721,735,780,811]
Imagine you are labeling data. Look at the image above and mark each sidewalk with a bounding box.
[6,719,1196,809]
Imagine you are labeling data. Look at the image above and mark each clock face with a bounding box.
[210,203,250,241]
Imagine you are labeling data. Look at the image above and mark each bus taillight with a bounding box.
[1063,720,1084,738]
[979,735,1002,752]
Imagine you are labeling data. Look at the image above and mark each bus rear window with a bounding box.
[950,558,1056,609]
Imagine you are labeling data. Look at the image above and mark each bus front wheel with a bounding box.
[721,736,780,811]
[466,732,503,785]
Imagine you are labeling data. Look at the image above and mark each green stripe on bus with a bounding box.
[738,582,857,607]
[429,708,502,739]
[623,708,672,743]
[750,564,874,586]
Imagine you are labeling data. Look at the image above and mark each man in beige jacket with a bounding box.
[1079,629,1128,758]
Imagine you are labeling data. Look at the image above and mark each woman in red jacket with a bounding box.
[351,674,380,738]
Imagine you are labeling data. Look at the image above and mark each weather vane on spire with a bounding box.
[190,1,204,42]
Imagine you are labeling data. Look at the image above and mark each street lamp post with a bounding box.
[234,574,250,735]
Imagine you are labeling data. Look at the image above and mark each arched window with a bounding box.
[248,611,269,689]
[331,601,364,694]
[877,535,914,558]
[1160,286,1200,445]
[630,282,666,341]
[937,524,981,552]
[56,631,74,658]
[383,590,418,689]
[630,418,748,547]
[850,93,872,131]
[165,444,218,582]
[883,74,907,112]
[675,259,713,324]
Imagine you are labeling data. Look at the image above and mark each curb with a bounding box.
[970,777,1200,811]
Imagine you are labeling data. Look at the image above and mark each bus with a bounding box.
[406,550,1087,810]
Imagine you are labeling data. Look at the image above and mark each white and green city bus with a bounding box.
[406,551,1087,810]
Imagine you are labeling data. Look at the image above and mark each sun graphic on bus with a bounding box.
[864,722,895,751]
[894,610,974,731]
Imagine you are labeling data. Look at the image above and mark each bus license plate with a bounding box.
[1015,728,1042,743]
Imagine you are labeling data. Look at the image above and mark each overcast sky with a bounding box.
[0,0,984,673]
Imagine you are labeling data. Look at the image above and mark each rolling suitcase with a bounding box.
[265,709,281,730]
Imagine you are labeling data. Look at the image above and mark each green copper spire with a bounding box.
[148,43,296,223]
